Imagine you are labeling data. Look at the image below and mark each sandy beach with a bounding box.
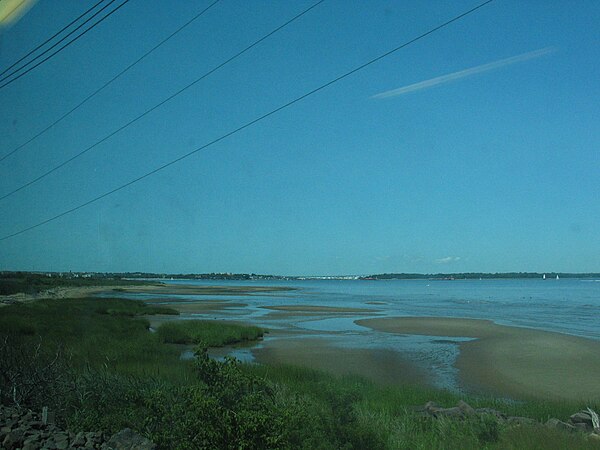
[357,317,600,401]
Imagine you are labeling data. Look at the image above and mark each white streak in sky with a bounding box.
[372,47,555,99]
[435,256,461,264]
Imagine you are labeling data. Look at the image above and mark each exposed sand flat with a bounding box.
[356,317,600,401]
[1,283,288,306]
[0,286,126,306]
[261,305,379,313]
[116,284,294,296]
[253,338,429,386]
[146,300,248,313]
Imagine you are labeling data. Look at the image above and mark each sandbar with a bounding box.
[0,286,129,306]
[253,337,428,386]
[261,305,379,313]
[113,284,294,296]
[357,317,600,401]
[146,300,248,314]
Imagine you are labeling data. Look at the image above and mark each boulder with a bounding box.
[570,411,593,426]
[106,428,157,450]
[2,429,24,449]
[457,400,476,416]
[546,418,577,433]
[507,416,537,426]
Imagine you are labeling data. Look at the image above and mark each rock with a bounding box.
[23,440,41,450]
[423,401,442,413]
[106,428,156,450]
[475,408,507,421]
[573,422,592,432]
[507,416,537,426]
[438,407,465,418]
[457,400,476,416]
[546,418,577,433]
[54,431,70,449]
[71,431,86,446]
[570,411,593,426]
[2,429,25,449]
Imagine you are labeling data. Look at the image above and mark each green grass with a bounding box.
[157,320,265,346]
[0,298,188,381]
[1,297,598,449]
[245,364,600,449]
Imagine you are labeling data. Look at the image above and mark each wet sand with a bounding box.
[261,305,379,313]
[357,317,600,401]
[0,286,127,306]
[1,283,292,307]
[253,337,429,386]
[115,284,294,296]
[146,300,248,313]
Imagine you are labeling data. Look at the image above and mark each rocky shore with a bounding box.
[0,405,156,450]
[417,400,600,441]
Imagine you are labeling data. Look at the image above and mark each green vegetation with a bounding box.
[157,320,264,346]
[0,272,157,296]
[1,297,598,449]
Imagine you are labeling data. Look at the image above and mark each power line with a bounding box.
[0,0,106,80]
[0,0,129,90]
[0,0,119,85]
[0,0,221,164]
[0,0,325,200]
[0,0,494,242]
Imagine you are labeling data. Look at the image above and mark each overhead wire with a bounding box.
[0,0,106,80]
[0,0,130,90]
[0,0,325,200]
[0,0,221,164]
[0,0,494,242]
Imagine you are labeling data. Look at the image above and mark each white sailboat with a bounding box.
[543,274,546,280]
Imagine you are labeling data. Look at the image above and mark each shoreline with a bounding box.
[0,283,294,307]
[356,317,600,401]
[5,283,599,402]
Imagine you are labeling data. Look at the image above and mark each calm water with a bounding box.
[152,277,600,340]
[117,277,600,392]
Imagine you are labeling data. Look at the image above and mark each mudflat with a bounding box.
[253,337,429,387]
[115,284,294,296]
[356,317,600,401]
[261,305,379,313]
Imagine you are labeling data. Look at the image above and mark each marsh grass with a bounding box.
[245,363,600,449]
[1,297,598,449]
[0,298,191,382]
[157,320,264,346]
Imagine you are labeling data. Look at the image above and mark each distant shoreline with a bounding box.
[4,270,600,282]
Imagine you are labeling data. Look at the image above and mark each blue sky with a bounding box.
[0,0,598,275]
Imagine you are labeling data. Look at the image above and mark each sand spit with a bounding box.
[0,286,123,306]
[116,284,294,296]
[261,305,380,313]
[356,317,600,401]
